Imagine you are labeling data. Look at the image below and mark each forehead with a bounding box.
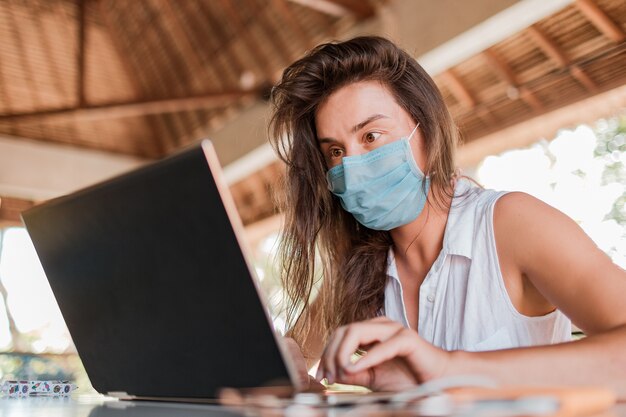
[315,81,403,132]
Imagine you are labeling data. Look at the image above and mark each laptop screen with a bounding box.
[22,141,294,399]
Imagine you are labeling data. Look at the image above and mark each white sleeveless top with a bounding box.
[384,179,572,351]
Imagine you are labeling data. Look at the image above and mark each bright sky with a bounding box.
[0,228,72,353]
[477,124,625,269]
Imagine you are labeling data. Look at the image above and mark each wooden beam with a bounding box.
[77,0,87,107]
[156,0,208,91]
[483,49,517,85]
[0,90,261,124]
[287,0,349,17]
[570,66,598,92]
[180,1,237,89]
[0,196,34,224]
[526,25,569,67]
[6,2,42,112]
[329,0,377,19]
[287,0,376,19]
[142,0,203,151]
[439,69,476,109]
[476,106,500,127]
[575,0,625,42]
[98,0,167,155]
[195,1,248,80]
[273,0,315,50]
[483,49,544,111]
[219,0,275,81]
[518,88,544,110]
[526,25,598,93]
[253,0,295,66]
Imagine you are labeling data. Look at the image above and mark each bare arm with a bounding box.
[317,193,626,398]
[451,192,626,395]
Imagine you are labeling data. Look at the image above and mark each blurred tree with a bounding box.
[594,115,626,226]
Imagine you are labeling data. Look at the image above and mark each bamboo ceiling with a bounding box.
[0,0,376,157]
[0,0,625,225]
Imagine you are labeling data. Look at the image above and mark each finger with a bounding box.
[335,321,404,373]
[345,327,418,373]
[314,361,323,382]
[318,325,348,384]
[333,368,373,387]
[283,337,310,387]
[318,318,400,383]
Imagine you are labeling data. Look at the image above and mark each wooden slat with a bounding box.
[77,0,86,107]
[575,0,626,42]
[5,1,42,111]
[179,1,238,89]
[570,65,599,92]
[273,0,315,50]
[157,0,208,91]
[219,0,275,82]
[98,0,165,155]
[526,25,569,67]
[195,1,248,80]
[143,0,201,151]
[483,49,544,111]
[526,24,599,93]
[439,69,477,109]
[254,0,295,66]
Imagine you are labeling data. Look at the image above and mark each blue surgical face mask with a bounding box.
[326,124,430,230]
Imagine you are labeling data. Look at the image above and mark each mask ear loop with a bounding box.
[406,122,428,179]
[407,122,420,142]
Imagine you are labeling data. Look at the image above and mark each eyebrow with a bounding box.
[318,114,389,143]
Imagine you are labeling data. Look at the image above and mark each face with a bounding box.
[315,80,426,170]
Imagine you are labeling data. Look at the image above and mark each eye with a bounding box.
[364,132,382,144]
[329,147,344,159]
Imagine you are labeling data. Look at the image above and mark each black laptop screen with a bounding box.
[22,144,292,399]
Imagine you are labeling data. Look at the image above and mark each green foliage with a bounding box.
[594,115,626,225]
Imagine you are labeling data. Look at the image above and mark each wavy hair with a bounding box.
[268,36,459,350]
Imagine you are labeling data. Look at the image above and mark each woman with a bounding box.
[268,36,626,397]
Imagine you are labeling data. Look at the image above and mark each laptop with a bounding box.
[21,140,302,401]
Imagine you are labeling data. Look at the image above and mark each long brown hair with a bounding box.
[268,36,459,349]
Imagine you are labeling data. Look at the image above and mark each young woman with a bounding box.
[268,36,626,397]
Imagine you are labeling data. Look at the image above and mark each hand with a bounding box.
[283,337,325,392]
[316,317,451,391]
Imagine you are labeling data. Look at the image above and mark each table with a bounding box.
[1,394,626,417]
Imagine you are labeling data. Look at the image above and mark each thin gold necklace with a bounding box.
[403,202,431,256]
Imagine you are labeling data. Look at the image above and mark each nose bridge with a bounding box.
[344,141,368,158]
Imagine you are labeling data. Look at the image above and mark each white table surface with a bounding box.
[2,394,626,417]
[0,395,246,417]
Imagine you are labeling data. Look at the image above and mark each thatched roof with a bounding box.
[0,0,624,225]
[0,0,377,157]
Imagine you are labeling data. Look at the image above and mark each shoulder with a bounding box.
[494,192,551,234]
[492,191,576,266]
[445,183,506,242]
[492,191,626,333]
[449,181,503,222]
[491,190,613,268]
[493,191,557,223]
[492,191,585,262]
